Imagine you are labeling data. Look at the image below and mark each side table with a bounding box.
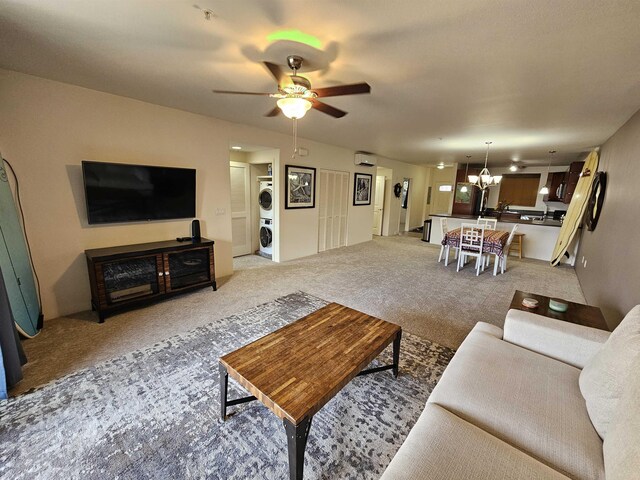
[509,290,609,331]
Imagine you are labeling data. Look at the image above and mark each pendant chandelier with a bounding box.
[468,142,502,190]
[539,150,556,195]
[460,155,471,193]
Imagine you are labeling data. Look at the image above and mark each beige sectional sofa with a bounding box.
[381,306,640,480]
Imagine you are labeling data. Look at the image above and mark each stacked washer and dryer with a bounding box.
[258,179,274,257]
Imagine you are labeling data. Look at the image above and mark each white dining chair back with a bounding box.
[440,218,449,236]
[457,223,486,275]
[493,223,519,275]
[477,216,497,230]
[438,218,459,265]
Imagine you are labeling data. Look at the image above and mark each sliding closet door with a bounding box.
[318,170,349,252]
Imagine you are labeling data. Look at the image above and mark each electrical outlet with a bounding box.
[215,208,226,216]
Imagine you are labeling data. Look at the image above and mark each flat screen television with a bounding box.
[82,161,196,224]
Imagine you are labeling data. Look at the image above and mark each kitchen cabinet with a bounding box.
[543,162,584,204]
[562,161,584,204]
[544,172,567,202]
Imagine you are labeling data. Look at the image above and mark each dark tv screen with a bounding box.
[82,161,196,224]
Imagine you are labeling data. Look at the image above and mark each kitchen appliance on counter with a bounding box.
[553,210,567,220]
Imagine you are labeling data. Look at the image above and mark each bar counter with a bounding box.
[428,214,578,265]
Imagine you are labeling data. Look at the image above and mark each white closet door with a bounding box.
[229,162,252,257]
[318,170,349,252]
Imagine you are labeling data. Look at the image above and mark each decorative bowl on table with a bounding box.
[549,298,569,312]
[522,298,539,308]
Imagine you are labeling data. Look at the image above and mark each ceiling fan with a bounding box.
[213,55,371,119]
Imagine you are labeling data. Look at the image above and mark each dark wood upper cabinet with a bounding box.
[452,166,481,215]
[544,172,566,202]
[562,161,584,204]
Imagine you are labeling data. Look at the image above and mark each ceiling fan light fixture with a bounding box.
[277,97,312,119]
[509,164,518,172]
[266,30,322,49]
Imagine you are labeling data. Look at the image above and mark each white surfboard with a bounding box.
[550,150,599,266]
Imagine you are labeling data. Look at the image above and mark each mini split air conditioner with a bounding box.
[354,152,377,167]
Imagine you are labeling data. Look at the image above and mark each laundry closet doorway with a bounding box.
[318,169,349,252]
[229,145,279,260]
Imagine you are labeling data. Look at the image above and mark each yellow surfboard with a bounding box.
[550,150,599,266]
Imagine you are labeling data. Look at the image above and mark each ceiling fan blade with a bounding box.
[212,89,272,95]
[312,82,371,98]
[265,106,281,117]
[263,61,290,87]
[310,99,347,118]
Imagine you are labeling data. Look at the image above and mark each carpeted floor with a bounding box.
[12,235,584,396]
[0,292,454,479]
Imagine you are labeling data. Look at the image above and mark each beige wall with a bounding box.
[0,69,428,319]
[576,109,640,329]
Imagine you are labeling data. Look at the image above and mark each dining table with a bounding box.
[441,228,510,270]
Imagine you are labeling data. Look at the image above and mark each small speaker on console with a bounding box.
[191,219,201,240]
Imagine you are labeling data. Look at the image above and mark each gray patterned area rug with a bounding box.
[0,292,454,479]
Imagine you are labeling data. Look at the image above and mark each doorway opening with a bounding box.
[399,178,411,233]
[372,174,386,236]
[229,144,279,261]
[375,167,393,236]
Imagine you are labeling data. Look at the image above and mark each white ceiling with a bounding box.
[1,0,640,166]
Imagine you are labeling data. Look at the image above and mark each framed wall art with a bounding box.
[353,173,373,206]
[285,164,316,209]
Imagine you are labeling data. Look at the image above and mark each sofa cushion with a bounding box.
[380,403,569,480]
[603,354,640,480]
[579,305,640,439]
[428,327,604,480]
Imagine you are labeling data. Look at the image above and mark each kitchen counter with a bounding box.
[430,213,563,228]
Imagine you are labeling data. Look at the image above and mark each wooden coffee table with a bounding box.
[510,290,609,331]
[219,303,402,480]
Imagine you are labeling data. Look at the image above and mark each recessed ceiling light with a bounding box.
[231,146,242,150]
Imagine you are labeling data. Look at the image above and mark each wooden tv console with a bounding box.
[85,238,216,322]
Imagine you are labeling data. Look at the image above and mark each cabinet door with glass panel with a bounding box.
[162,246,214,292]
[99,254,165,305]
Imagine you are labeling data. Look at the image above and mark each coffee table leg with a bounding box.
[392,330,402,378]
[219,363,228,421]
[283,416,313,480]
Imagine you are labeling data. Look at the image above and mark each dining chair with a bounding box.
[477,217,497,268]
[457,223,486,275]
[493,224,519,275]
[438,218,458,266]
[477,216,497,230]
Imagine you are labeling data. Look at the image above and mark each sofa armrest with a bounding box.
[471,321,504,339]
[503,309,610,369]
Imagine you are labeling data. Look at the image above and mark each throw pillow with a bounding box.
[579,305,640,439]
